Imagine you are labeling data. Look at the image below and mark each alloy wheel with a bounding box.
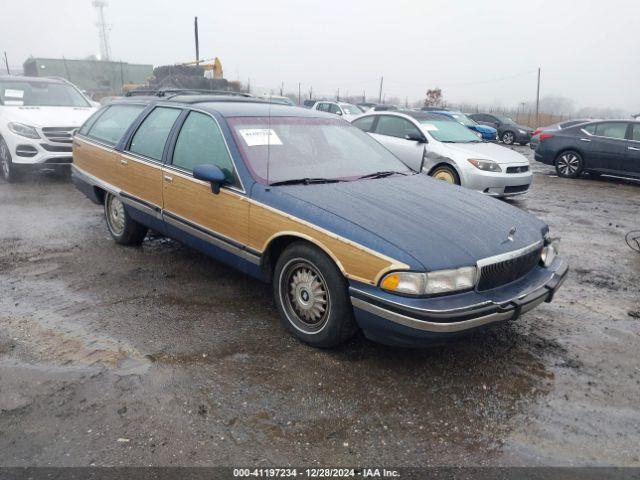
[106,195,126,236]
[557,153,581,176]
[0,141,10,180]
[280,259,331,333]
[502,132,514,144]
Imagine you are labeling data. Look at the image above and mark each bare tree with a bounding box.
[424,88,443,107]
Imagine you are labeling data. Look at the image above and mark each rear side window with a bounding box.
[172,111,237,186]
[87,104,145,145]
[595,122,628,140]
[632,124,640,142]
[352,116,376,132]
[129,107,181,161]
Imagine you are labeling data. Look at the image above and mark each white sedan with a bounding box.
[351,110,532,197]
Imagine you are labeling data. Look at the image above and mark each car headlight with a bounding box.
[8,122,40,139]
[476,131,483,139]
[467,158,502,172]
[380,267,477,296]
[540,244,556,267]
[518,129,527,134]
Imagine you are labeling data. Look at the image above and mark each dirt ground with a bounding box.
[0,146,639,467]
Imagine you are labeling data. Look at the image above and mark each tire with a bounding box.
[273,241,358,348]
[0,137,17,183]
[555,150,584,178]
[430,165,460,185]
[502,131,515,145]
[104,192,148,245]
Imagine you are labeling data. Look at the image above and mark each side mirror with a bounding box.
[405,132,426,143]
[336,110,343,116]
[193,164,227,195]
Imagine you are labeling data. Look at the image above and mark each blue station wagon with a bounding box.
[72,94,568,348]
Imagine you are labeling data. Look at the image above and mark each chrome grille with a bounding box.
[42,127,75,144]
[477,247,542,291]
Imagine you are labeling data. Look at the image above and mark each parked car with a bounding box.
[372,104,400,112]
[357,102,377,112]
[302,99,316,108]
[72,96,567,348]
[430,110,497,141]
[534,120,640,179]
[421,106,449,112]
[352,110,532,196]
[530,119,594,150]
[257,95,296,106]
[468,113,533,145]
[0,75,97,182]
[311,101,362,120]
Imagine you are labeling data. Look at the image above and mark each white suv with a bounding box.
[311,101,362,121]
[0,76,97,182]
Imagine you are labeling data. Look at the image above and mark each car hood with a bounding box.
[442,142,529,164]
[276,174,546,271]
[471,124,497,134]
[0,106,96,128]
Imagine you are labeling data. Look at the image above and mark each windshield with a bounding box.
[498,116,516,125]
[228,116,411,184]
[0,81,90,107]
[419,119,482,143]
[448,113,477,126]
[340,104,361,115]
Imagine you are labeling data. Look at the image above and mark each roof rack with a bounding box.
[124,88,252,99]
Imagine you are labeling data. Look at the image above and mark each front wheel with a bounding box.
[273,242,357,348]
[0,137,17,183]
[430,165,460,185]
[104,192,148,245]
[555,151,583,178]
[502,131,515,145]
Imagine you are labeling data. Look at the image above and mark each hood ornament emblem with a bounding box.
[503,226,517,244]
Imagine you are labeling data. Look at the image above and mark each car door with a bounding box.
[369,115,426,171]
[161,110,250,255]
[624,123,640,175]
[583,122,629,172]
[120,106,182,219]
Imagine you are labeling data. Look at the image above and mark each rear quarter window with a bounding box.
[86,104,146,146]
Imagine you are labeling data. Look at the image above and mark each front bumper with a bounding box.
[461,167,533,197]
[2,128,74,166]
[350,257,568,347]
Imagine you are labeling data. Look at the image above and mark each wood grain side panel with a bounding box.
[117,155,163,207]
[162,171,249,245]
[248,202,407,285]
[72,138,120,187]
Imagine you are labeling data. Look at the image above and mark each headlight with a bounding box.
[8,122,40,139]
[476,131,483,139]
[540,244,556,267]
[518,129,527,134]
[467,158,502,172]
[381,267,477,296]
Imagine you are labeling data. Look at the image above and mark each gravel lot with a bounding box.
[0,146,639,467]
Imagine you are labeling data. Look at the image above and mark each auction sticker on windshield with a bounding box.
[4,89,24,99]
[422,124,439,131]
[239,128,283,146]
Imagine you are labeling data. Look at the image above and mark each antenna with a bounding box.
[92,0,112,61]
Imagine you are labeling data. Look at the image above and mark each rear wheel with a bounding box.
[104,192,148,245]
[555,151,583,178]
[273,242,357,348]
[502,131,515,145]
[430,165,460,185]
[0,137,17,183]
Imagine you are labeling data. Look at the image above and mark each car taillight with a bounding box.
[539,133,554,141]
[532,129,542,136]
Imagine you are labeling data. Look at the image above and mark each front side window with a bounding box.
[172,111,237,186]
[0,81,89,107]
[87,104,145,145]
[228,116,410,184]
[129,107,181,161]
[352,115,376,132]
[595,122,628,140]
[316,103,330,112]
[374,116,421,139]
[582,124,597,135]
[328,104,341,114]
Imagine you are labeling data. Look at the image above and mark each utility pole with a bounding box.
[362,90,366,102]
[378,76,384,104]
[247,78,251,94]
[280,81,284,96]
[535,67,541,127]
[3,51,10,74]
[298,82,301,105]
[337,88,340,101]
[309,86,313,100]
[194,17,200,65]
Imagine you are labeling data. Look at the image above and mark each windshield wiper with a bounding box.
[357,171,406,180]
[269,177,343,186]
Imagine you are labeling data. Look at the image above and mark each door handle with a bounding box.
[579,138,591,142]
[163,175,173,183]
[120,159,128,165]
[629,146,640,151]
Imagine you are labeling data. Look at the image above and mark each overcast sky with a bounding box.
[1,0,638,112]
